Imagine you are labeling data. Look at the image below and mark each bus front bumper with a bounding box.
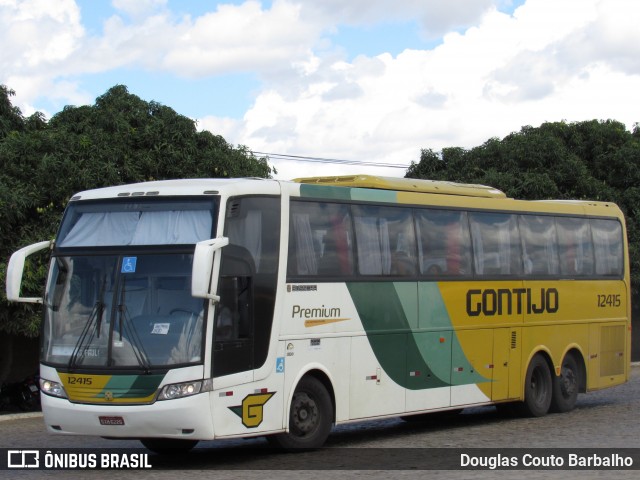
[40,392,215,440]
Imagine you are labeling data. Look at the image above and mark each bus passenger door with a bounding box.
[211,196,282,437]
[212,245,256,379]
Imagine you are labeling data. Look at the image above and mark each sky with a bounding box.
[1,0,639,180]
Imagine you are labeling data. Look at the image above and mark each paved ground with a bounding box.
[1,365,639,479]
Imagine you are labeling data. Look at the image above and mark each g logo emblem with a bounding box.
[104,391,114,401]
[229,392,275,428]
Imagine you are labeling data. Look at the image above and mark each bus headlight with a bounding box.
[157,379,212,401]
[39,378,68,399]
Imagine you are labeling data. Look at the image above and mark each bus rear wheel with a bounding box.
[267,376,333,450]
[517,354,552,417]
[550,354,579,413]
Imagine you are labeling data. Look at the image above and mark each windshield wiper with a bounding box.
[95,276,106,338]
[68,275,106,370]
[114,277,151,372]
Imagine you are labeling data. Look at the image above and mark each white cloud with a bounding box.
[557,0,640,75]
[0,0,87,109]
[300,0,495,37]
[112,0,167,19]
[161,1,318,77]
[2,0,639,182]
[211,0,640,180]
[0,0,83,69]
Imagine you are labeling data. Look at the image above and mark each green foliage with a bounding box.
[0,86,25,138]
[407,119,640,296]
[0,84,273,336]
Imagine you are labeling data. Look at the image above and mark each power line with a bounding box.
[252,151,412,169]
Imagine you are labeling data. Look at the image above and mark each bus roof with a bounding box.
[68,177,278,200]
[293,175,507,199]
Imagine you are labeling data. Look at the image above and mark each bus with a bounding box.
[6,175,630,452]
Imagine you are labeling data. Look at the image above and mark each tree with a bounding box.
[0,85,274,337]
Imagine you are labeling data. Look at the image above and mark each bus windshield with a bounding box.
[43,253,206,369]
[42,196,217,369]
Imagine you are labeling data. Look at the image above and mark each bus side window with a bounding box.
[556,217,594,277]
[352,205,416,276]
[416,209,471,276]
[591,219,623,276]
[519,215,559,276]
[288,201,354,278]
[469,212,522,276]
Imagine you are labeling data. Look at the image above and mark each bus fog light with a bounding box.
[39,378,68,399]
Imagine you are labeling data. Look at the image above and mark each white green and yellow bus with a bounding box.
[6,175,630,451]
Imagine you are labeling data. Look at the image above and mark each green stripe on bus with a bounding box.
[299,184,352,201]
[347,282,488,390]
[351,188,397,203]
[347,282,448,389]
[103,374,164,398]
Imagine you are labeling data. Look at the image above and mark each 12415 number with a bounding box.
[597,294,621,308]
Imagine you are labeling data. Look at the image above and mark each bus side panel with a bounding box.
[493,327,522,402]
[405,330,452,412]
[450,329,493,406]
[279,336,352,423]
[210,367,285,438]
[588,322,628,390]
[349,335,406,419]
[522,279,627,391]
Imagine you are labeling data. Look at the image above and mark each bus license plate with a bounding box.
[99,416,125,426]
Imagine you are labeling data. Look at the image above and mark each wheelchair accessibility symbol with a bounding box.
[276,357,285,373]
[121,257,137,273]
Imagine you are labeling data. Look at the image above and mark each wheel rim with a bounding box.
[531,366,548,405]
[560,364,577,399]
[290,392,319,437]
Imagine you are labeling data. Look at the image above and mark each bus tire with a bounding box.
[517,354,552,417]
[140,438,198,454]
[550,354,579,413]
[268,376,333,450]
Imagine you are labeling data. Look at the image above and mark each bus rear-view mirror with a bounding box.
[192,237,229,301]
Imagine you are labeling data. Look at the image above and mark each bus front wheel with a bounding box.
[268,376,333,450]
[517,354,552,417]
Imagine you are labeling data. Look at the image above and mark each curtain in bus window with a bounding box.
[291,213,318,275]
[131,211,213,245]
[519,215,559,275]
[288,202,355,277]
[556,217,594,276]
[354,216,391,275]
[416,209,471,276]
[226,210,263,272]
[60,210,212,246]
[591,219,623,276]
[470,220,485,275]
[59,212,140,246]
[469,213,522,276]
[323,211,354,276]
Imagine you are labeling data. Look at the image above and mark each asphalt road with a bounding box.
[1,365,639,479]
